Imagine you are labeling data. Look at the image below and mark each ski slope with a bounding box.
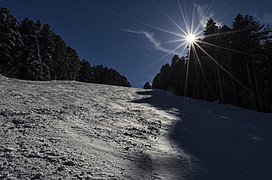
[0,75,272,179]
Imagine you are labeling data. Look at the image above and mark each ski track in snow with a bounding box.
[1,74,272,180]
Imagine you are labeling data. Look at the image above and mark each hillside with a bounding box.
[1,75,272,179]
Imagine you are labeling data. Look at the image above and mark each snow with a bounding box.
[0,75,272,179]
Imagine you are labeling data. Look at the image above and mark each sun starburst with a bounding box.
[186,33,196,44]
[121,0,254,103]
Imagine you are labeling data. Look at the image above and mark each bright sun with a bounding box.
[186,34,196,44]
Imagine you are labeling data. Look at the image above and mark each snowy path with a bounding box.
[1,75,272,179]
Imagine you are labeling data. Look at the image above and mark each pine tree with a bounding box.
[202,18,220,101]
[166,55,186,95]
[152,63,171,89]
[91,65,130,87]
[143,82,152,89]
[51,35,67,80]
[20,18,48,80]
[65,46,81,80]
[78,59,94,83]
[0,8,23,78]
[39,23,55,80]
[231,14,269,110]
[258,31,272,111]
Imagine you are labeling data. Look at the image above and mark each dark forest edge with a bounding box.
[153,14,272,112]
[0,8,131,87]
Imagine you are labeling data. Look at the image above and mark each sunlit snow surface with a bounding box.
[0,74,272,179]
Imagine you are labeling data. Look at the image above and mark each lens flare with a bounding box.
[186,34,196,44]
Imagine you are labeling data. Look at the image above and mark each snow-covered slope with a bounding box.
[1,75,272,180]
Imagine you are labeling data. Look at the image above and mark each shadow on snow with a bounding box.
[132,89,272,180]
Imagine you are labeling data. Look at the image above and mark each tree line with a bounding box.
[153,14,272,112]
[0,8,130,87]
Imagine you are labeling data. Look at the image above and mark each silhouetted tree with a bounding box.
[152,63,171,89]
[92,65,131,87]
[77,59,94,83]
[143,82,152,89]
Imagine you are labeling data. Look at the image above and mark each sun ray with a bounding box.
[180,34,190,39]
[194,42,254,96]
[183,46,191,106]
[193,0,216,36]
[179,43,189,56]
[182,0,191,33]
[204,28,252,39]
[192,45,206,81]
[177,0,191,35]
[161,39,183,45]
[158,6,188,35]
[195,39,251,56]
[126,17,183,37]
[191,0,196,34]
[176,0,203,50]
[113,11,183,38]
[143,41,188,72]
[191,44,212,96]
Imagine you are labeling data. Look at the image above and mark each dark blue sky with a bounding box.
[1,0,272,87]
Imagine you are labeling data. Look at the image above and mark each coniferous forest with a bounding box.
[1,7,272,112]
[0,8,131,87]
[153,14,272,112]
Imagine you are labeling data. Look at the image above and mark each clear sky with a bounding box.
[1,0,272,87]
